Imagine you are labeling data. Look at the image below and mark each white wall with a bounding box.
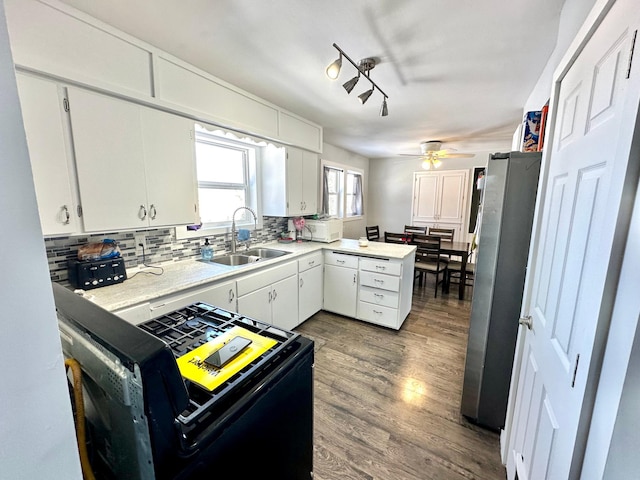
[368,153,493,235]
[0,1,82,477]
[523,0,597,112]
[321,142,370,239]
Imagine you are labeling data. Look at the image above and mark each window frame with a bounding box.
[176,129,262,240]
[320,159,364,222]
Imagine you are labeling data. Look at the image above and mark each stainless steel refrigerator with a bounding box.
[461,151,542,430]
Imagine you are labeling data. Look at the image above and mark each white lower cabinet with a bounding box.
[237,261,299,330]
[323,251,359,318]
[149,279,237,319]
[114,302,151,325]
[298,252,323,324]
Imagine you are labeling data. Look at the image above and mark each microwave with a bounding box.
[289,218,343,243]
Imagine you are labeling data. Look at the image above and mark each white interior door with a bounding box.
[507,2,640,479]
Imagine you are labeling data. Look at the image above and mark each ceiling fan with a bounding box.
[401,141,474,170]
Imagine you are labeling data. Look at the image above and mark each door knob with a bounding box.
[519,315,533,330]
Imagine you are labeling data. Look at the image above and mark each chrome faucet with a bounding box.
[231,206,258,253]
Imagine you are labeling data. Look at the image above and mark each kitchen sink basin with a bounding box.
[207,254,257,266]
[243,248,290,259]
[199,248,289,267]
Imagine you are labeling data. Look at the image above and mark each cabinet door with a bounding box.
[68,87,148,232]
[141,108,198,227]
[301,150,318,214]
[271,275,299,331]
[412,173,439,222]
[299,265,323,324]
[323,264,357,317]
[438,170,468,223]
[16,74,78,235]
[286,147,304,215]
[198,280,237,312]
[237,285,272,324]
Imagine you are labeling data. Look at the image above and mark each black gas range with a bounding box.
[52,283,314,480]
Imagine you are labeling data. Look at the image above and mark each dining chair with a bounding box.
[445,261,475,293]
[412,234,448,297]
[366,225,380,241]
[384,231,408,244]
[404,225,427,235]
[427,227,454,242]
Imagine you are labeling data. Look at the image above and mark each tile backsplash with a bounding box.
[46,216,289,282]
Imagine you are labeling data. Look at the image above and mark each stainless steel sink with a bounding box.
[208,254,257,266]
[198,248,290,267]
[243,248,290,259]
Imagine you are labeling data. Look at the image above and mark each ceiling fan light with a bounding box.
[326,55,342,80]
[343,74,360,93]
[358,87,374,104]
[432,158,442,168]
[380,98,388,117]
[421,159,432,170]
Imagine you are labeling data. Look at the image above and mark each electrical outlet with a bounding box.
[134,232,146,257]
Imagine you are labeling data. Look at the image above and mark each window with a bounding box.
[322,162,364,219]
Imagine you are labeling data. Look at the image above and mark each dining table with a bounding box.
[440,240,471,300]
[386,233,472,300]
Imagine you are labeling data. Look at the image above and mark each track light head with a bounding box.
[343,74,360,94]
[358,88,374,104]
[326,54,342,80]
[380,97,388,117]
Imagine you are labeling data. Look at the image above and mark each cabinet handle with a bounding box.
[374,293,384,299]
[273,289,278,301]
[300,278,304,288]
[228,289,234,303]
[375,265,386,271]
[353,273,357,284]
[309,260,315,266]
[268,291,272,303]
[337,259,345,264]
[61,205,70,225]
[149,204,157,220]
[139,205,147,220]
[373,310,383,315]
[374,278,384,284]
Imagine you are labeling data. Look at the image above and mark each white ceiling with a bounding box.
[57,0,565,158]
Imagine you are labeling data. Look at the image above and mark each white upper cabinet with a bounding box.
[68,87,197,232]
[141,108,198,228]
[16,73,79,235]
[262,145,318,217]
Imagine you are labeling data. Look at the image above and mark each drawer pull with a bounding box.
[373,310,383,315]
[375,265,386,270]
[374,279,384,284]
[337,259,345,264]
[374,293,384,298]
[309,260,315,266]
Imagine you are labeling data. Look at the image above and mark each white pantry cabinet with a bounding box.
[412,170,469,241]
[236,261,299,330]
[16,73,79,235]
[323,251,359,318]
[298,252,323,324]
[68,87,198,232]
[262,145,318,217]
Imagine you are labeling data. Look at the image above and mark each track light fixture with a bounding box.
[326,43,389,117]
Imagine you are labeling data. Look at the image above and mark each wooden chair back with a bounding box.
[412,234,442,263]
[365,225,380,241]
[404,225,427,235]
[427,227,454,242]
[384,231,407,244]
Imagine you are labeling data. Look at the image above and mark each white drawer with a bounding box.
[324,251,359,269]
[298,251,323,273]
[359,271,401,292]
[357,301,398,329]
[359,286,399,308]
[359,258,401,276]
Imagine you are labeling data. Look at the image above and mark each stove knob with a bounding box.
[92,280,98,285]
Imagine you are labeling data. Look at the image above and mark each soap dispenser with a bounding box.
[201,238,213,261]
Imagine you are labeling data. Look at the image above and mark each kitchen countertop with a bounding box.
[83,239,415,312]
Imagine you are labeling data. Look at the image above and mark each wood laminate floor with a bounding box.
[295,280,506,480]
